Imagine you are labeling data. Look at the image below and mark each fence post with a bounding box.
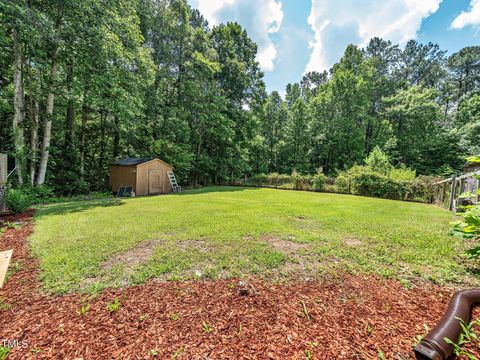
[449,174,457,211]
[0,154,6,213]
[477,176,480,205]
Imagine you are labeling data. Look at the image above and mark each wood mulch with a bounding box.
[0,211,479,359]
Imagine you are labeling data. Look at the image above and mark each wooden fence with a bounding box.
[434,170,480,211]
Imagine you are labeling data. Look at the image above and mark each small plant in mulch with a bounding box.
[5,260,22,282]
[444,317,480,360]
[412,324,430,347]
[149,348,158,357]
[77,303,91,316]
[169,312,180,321]
[365,323,374,335]
[171,347,185,359]
[202,321,213,333]
[0,346,10,360]
[106,298,121,313]
[0,299,11,312]
[305,349,313,360]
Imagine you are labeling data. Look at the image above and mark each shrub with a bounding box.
[365,146,391,175]
[389,166,416,181]
[406,175,440,203]
[6,188,32,214]
[450,204,480,258]
[350,171,409,200]
[251,173,267,186]
[291,171,312,190]
[312,172,327,192]
[334,173,351,193]
[265,173,291,187]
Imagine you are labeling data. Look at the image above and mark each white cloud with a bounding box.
[451,0,480,30]
[305,0,442,73]
[189,0,283,72]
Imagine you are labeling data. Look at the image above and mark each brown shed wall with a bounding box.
[109,165,137,194]
[136,159,173,195]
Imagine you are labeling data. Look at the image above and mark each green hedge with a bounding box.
[334,167,439,202]
[248,169,438,203]
[248,171,327,192]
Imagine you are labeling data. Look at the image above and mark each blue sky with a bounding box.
[189,0,480,94]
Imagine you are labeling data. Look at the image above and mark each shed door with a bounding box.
[148,169,164,194]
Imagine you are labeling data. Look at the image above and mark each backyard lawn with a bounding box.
[30,186,473,294]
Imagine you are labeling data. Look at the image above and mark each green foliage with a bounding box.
[365,146,391,175]
[202,321,213,333]
[466,155,480,164]
[444,317,480,360]
[0,346,10,360]
[451,205,480,258]
[312,172,327,192]
[334,157,437,202]
[106,298,121,313]
[389,166,416,181]
[291,171,312,190]
[350,170,409,200]
[6,188,32,214]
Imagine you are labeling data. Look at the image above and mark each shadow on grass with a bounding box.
[176,185,261,195]
[33,186,259,218]
[34,198,125,219]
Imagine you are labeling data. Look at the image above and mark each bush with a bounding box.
[251,173,267,186]
[365,146,391,175]
[334,173,351,193]
[350,171,409,200]
[265,173,291,187]
[451,204,480,258]
[6,188,32,214]
[406,175,440,203]
[312,173,327,192]
[389,166,416,181]
[291,171,312,190]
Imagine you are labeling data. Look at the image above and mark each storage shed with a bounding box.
[109,157,174,196]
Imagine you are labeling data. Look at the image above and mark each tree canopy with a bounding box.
[0,2,478,194]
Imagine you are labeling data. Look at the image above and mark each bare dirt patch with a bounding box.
[260,234,308,254]
[177,239,209,253]
[101,239,162,271]
[344,237,362,247]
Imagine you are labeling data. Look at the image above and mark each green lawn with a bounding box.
[30,186,474,293]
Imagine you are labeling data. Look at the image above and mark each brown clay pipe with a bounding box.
[414,289,480,360]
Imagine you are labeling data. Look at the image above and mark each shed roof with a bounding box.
[111,157,174,169]
[112,157,155,166]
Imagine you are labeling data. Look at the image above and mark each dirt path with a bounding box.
[0,211,479,359]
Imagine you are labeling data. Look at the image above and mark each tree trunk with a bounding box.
[64,61,75,148]
[37,57,57,185]
[36,2,63,186]
[112,116,120,158]
[29,75,40,185]
[12,27,26,185]
[79,94,88,182]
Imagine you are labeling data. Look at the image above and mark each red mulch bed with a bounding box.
[0,211,479,359]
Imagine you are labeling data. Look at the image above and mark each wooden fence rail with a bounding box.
[434,170,480,211]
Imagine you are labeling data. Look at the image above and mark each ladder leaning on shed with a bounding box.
[167,171,181,193]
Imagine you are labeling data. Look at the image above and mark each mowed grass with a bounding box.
[30,186,473,293]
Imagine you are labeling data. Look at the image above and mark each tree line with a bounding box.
[0,0,479,195]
